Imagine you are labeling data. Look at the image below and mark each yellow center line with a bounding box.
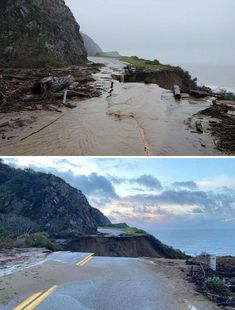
[79,256,93,267]
[13,254,94,309]
[24,285,57,310]
[76,253,94,267]
[13,291,43,310]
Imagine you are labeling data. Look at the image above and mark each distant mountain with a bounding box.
[81,33,103,56]
[97,51,121,58]
[0,160,110,236]
[0,0,87,67]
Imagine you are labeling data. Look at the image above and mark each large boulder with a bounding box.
[0,0,87,67]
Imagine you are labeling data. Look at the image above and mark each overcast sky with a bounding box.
[65,0,235,66]
[4,157,235,231]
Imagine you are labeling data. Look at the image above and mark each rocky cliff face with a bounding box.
[0,0,87,67]
[81,33,103,56]
[0,161,110,235]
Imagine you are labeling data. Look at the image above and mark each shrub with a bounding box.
[17,232,57,251]
[0,236,14,248]
[207,277,231,297]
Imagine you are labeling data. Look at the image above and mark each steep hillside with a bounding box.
[0,161,110,235]
[81,33,103,56]
[0,0,87,67]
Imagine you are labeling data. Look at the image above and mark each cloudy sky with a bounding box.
[3,157,235,232]
[66,0,235,66]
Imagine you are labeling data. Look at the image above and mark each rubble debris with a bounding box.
[187,256,235,308]
[188,89,212,98]
[199,100,235,154]
[196,121,203,134]
[0,64,102,113]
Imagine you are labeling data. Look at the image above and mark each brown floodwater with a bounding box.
[0,57,222,156]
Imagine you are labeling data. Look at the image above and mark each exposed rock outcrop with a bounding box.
[0,161,110,235]
[81,33,103,56]
[0,0,87,67]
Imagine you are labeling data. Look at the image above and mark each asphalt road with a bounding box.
[3,252,190,310]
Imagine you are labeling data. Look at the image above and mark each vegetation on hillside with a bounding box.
[16,232,59,251]
[121,56,172,70]
[122,227,147,236]
[100,223,128,229]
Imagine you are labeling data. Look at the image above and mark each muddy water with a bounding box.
[0,57,222,156]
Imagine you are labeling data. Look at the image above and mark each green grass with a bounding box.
[121,56,172,71]
[122,227,147,236]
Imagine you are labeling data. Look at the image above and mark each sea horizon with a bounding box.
[181,63,235,94]
[151,228,235,257]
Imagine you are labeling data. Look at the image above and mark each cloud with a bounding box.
[73,173,118,198]
[130,175,162,190]
[109,174,162,191]
[197,175,235,190]
[101,186,235,227]
[172,181,198,190]
[3,158,235,229]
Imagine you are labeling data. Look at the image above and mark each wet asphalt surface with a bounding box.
[3,253,185,310]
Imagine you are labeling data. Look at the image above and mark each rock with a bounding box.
[196,121,203,134]
[0,0,87,67]
[0,121,9,128]
[0,161,111,235]
[81,33,103,56]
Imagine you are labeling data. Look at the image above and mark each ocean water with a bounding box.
[181,63,235,94]
[152,229,235,257]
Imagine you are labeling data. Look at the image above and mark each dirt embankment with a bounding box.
[113,66,197,91]
[64,235,187,259]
